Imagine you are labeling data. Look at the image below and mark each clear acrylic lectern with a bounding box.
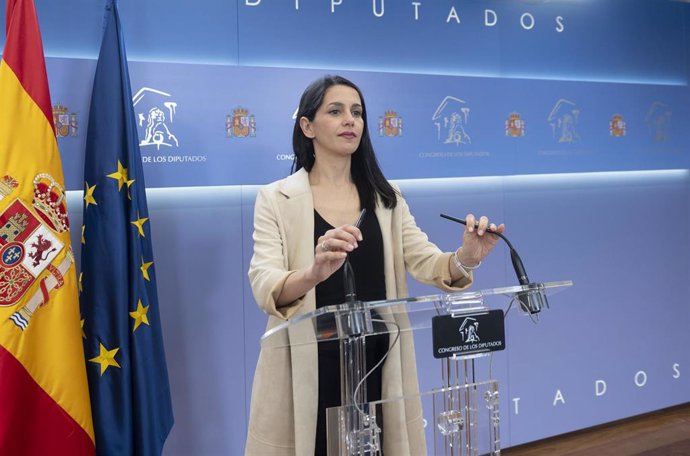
[261,281,572,456]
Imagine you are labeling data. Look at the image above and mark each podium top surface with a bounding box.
[260,280,572,346]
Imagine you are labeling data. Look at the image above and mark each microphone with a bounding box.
[343,208,367,303]
[440,213,547,314]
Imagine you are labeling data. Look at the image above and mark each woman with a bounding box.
[245,75,504,456]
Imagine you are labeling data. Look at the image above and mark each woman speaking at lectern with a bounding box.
[245,75,504,456]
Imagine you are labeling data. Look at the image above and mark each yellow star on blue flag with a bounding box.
[131,214,148,237]
[89,343,120,376]
[129,299,150,332]
[107,160,134,191]
[84,182,97,209]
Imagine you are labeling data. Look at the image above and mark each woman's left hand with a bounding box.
[456,214,505,266]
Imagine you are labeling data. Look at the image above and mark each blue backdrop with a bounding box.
[3,1,689,454]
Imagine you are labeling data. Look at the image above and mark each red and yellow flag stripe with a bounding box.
[0,0,94,454]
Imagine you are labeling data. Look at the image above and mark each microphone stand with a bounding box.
[343,259,357,303]
[343,208,367,304]
[440,213,548,314]
[337,208,382,454]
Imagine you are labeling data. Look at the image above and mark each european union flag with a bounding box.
[80,1,174,455]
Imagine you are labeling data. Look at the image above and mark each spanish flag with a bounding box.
[0,1,95,455]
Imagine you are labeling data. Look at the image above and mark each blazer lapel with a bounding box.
[374,194,397,301]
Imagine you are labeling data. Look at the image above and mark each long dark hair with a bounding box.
[291,75,397,210]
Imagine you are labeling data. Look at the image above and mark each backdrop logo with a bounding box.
[133,87,180,150]
[505,112,525,138]
[226,108,256,138]
[433,96,471,145]
[458,317,480,343]
[645,102,672,142]
[548,99,580,144]
[609,114,626,137]
[378,110,403,137]
[52,104,78,138]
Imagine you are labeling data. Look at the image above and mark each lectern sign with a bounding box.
[432,310,506,359]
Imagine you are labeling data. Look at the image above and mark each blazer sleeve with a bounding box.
[247,186,302,320]
[397,191,473,291]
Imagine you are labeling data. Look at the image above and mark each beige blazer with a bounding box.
[245,169,472,456]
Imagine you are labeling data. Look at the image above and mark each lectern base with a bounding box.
[327,380,500,456]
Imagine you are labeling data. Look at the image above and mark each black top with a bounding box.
[313,209,389,456]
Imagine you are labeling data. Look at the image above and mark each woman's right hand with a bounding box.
[311,225,363,283]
